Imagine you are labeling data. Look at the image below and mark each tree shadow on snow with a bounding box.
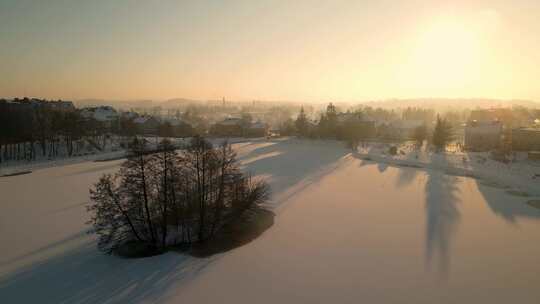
[0,234,215,304]
[467,156,540,224]
[238,139,350,209]
[395,166,420,188]
[424,156,461,280]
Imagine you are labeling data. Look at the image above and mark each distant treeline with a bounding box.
[0,98,194,164]
[0,98,92,162]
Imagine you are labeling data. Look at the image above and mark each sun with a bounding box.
[402,18,485,94]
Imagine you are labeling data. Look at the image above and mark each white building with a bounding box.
[81,106,119,122]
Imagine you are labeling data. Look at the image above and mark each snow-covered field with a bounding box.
[0,137,261,177]
[1,138,540,303]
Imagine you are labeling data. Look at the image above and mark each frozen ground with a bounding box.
[1,138,540,303]
[357,141,540,197]
[0,137,247,177]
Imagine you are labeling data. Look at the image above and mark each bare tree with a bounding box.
[88,136,271,255]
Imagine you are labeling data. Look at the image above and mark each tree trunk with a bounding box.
[140,154,156,245]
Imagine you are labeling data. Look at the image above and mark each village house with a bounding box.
[210,117,268,137]
[161,117,194,137]
[512,128,540,151]
[245,121,269,137]
[80,106,119,130]
[211,117,244,137]
[81,106,118,121]
[469,108,513,126]
[464,120,503,151]
[133,116,160,135]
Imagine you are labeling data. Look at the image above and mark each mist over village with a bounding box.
[1,1,540,304]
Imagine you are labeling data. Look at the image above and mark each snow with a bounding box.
[1,138,540,303]
[0,137,191,177]
[81,106,119,122]
[356,141,540,197]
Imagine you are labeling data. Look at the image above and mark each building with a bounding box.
[80,106,120,130]
[161,118,194,137]
[133,116,160,135]
[512,128,540,151]
[469,108,513,126]
[210,117,268,137]
[81,106,118,121]
[464,120,502,151]
[245,121,268,137]
[210,118,244,137]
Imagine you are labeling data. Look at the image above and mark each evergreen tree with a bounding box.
[412,124,429,148]
[317,103,339,138]
[432,115,453,151]
[295,106,308,136]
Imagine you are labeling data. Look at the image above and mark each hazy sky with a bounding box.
[1,0,539,102]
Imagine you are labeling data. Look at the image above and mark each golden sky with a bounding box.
[1,0,539,102]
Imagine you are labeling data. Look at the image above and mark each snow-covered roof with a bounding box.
[81,106,118,121]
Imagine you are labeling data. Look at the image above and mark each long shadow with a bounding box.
[238,139,350,207]
[395,166,419,188]
[350,149,460,277]
[0,237,214,304]
[467,155,540,223]
[396,146,429,188]
[475,182,540,223]
[424,156,461,279]
[0,230,89,269]
[61,161,122,178]
[0,138,348,303]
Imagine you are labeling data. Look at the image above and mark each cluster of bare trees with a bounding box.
[0,98,109,163]
[87,137,270,254]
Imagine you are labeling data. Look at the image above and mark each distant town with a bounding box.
[1,97,539,166]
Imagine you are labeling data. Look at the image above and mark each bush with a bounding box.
[114,241,161,258]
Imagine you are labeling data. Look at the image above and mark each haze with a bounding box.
[1,0,540,102]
